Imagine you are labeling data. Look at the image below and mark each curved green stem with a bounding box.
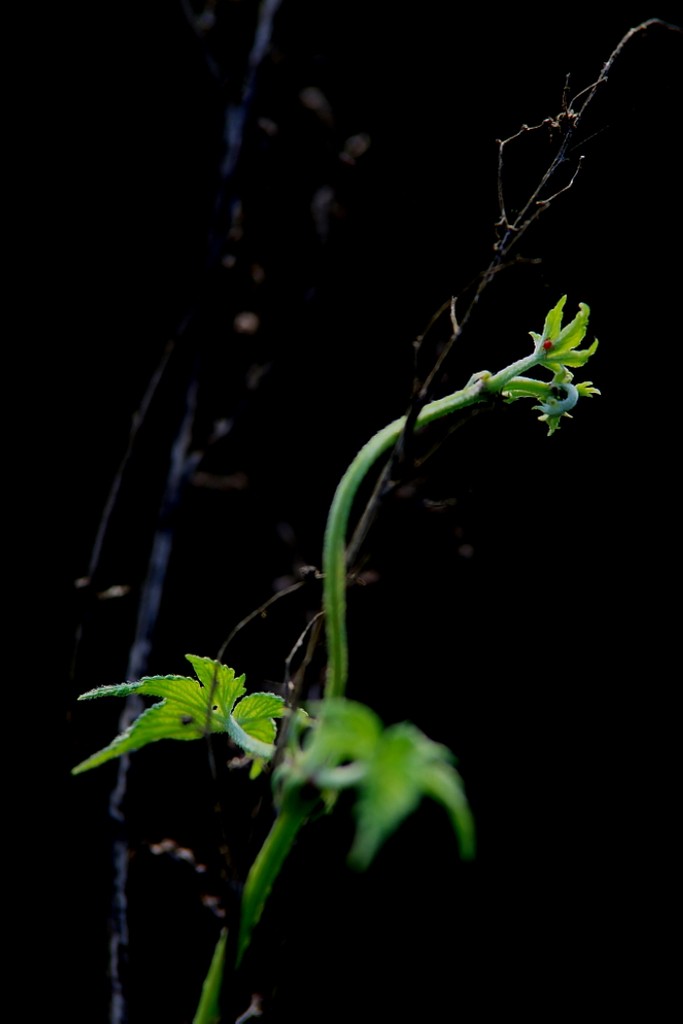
[322,349,545,699]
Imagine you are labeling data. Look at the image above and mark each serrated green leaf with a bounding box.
[184,654,246,717]
[546,337,598,369]
[71,697,213,774]
[233,692,285,740]
[549,301,589,356]
[78,675,197,704]
[77,681,147,700]
[184,654,222,689]
[192,928,227,1024]
[71,657,275,774]
[542,294,567,342]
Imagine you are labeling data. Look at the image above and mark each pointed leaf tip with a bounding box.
[192,928,228,1024]
[541,295,567,342]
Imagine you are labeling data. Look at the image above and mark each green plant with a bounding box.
[71,17,683,1017]
[72,295,598,997]
[71,654,285,778]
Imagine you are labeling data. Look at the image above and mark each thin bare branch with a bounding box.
[216,580,307,663]
[273,612,325,768]
[411,297,452,387]
[346,457,394,570]
[536,155,585,206]
[70,339,176,679]
[413,404,495,470]
[496,121,548,229]
[449,297,459,334]
[338,18,681,600]
[561,72,572,116]
[283,612,325,701]
[496,137,507,226]
[569,19,681,116]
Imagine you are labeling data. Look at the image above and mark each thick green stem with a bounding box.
[322,350,545,699]
[236,787,318,967]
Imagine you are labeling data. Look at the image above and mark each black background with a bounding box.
[47,4,679,1021]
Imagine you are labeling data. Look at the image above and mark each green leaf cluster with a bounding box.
[282,699,475,869]
[235,698,475,967]
[505,295,600,434]
[530,294,597,364]
[71,655,285,774]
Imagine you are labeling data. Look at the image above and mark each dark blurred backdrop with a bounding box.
[47,4,679,1021]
